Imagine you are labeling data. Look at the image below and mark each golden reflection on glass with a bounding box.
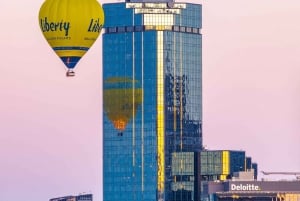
[280,193,300,201]
[222,151,230,176]
[219,175,226,180]
[157,31,165,193]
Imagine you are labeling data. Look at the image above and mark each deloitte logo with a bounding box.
[231,183,261,191]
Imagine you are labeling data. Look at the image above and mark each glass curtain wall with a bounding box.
[103,3,202,201]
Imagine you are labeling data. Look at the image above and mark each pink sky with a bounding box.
[0,0,299,200]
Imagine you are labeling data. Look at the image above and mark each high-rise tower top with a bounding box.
[126,0,174,3]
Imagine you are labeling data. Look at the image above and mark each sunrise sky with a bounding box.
[0,0,299,200]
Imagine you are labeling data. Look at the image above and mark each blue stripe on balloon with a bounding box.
[53,46,90,51]
[60,57,81,68]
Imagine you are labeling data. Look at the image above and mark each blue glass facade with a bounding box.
[200,150,247,181]
[102,2,202,201]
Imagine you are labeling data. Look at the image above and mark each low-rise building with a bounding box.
[50,193,92,201]
[202,179,300,201]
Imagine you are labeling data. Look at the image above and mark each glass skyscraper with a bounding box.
[102,1,202,201]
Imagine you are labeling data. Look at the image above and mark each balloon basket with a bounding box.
[66,69,75,77]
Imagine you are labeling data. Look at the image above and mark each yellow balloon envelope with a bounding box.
[104,77,143,133]
[39,0,104,76]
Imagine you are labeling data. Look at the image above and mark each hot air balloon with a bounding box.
[104,77,142,135]
[38,0,104,77]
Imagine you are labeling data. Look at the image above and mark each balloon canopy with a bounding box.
[104,77,143,132]
[38,0,104,76]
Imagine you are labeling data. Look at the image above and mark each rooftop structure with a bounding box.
[49,194,92,201]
